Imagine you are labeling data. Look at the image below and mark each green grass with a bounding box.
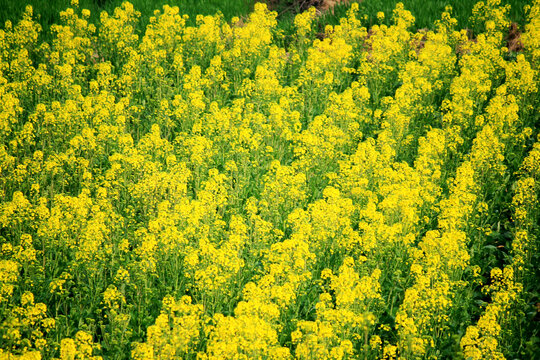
[0,0,254,32]
[294,0,531,34]
[359,0,529,29]
[0,0,532,41]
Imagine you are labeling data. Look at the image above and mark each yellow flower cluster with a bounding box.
[394,2,540,357]
[58,331,102,360]
[460,267,521,360]
[0,1,538,359]
[461,135,540,360]
[512,140,540,272]
[293,258,382,359]
[132,295,203,359]
[523,0,540,63]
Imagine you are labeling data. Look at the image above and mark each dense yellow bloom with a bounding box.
[59,331,102,360]
[132,296,203,359]
[0,260,18,303]
[0,0,538,358]
[203,314,290,360]
[294,7,317,39]
[294,258,382,359]
[460,267,521,360]
[523,0,540,64]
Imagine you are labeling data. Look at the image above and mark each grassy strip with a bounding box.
[0,0,254,32]
[0,0,532,37]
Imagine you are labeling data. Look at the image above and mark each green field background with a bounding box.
[0,0,533,33]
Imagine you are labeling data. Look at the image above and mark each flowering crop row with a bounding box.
[0,0,539,359]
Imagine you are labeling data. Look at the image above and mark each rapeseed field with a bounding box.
[0,0,539,358]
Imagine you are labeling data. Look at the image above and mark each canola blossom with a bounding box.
[0,0,539,359]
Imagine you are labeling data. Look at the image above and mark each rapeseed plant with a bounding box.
[0,1,538,359]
